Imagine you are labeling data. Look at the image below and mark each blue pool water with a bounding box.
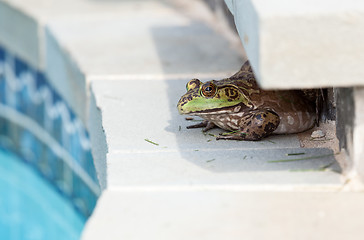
[0,44,100,239]
[0,149,85,239]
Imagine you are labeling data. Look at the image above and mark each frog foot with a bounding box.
[186,120,216,132]
[216,131,251,141]
[216,109,280,141]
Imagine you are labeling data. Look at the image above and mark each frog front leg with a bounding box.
[216,109,280,141]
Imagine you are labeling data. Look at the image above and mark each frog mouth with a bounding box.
[185,103,248,116]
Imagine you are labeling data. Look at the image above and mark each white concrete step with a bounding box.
[225,0,364,89]
[84,190,364,240]
[80,1,346,239]
[91,78,341,190]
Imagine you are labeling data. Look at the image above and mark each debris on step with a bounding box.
[311,130,326,139]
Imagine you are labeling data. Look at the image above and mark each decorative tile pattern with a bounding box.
[0,45,100,218]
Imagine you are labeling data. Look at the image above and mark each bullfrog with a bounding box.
[177,61,316,141]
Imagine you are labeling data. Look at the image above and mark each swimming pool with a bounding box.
[0,149,84,239]
[0,45,100,238]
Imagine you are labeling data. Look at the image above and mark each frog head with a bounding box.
[177,78,252,115]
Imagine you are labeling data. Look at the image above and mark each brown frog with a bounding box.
[177,61,316,140]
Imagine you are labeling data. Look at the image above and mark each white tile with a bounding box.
[0,1,41,68]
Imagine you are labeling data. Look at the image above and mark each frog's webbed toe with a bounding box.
[186,121,216,132]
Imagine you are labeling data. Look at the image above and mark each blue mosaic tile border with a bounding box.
[0,45,100,218]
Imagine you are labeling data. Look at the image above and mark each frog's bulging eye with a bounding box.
[186,79,201,91]
[201,82,217,97]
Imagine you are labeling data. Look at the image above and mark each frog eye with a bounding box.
[200,82,217,97]
[186,79,201,91]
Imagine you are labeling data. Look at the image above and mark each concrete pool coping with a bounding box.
[1,0,364,239]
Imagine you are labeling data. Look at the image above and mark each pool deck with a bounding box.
[1,0,364,239]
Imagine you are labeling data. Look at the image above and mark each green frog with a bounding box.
[177,61,316,141]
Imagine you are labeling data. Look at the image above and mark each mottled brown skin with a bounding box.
[215,109,280,140]
[177,61,316,141]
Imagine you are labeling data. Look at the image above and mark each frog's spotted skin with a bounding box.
[177,61,316,141]
[214,109,280,141]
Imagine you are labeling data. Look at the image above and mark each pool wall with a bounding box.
[0,0,107,217]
